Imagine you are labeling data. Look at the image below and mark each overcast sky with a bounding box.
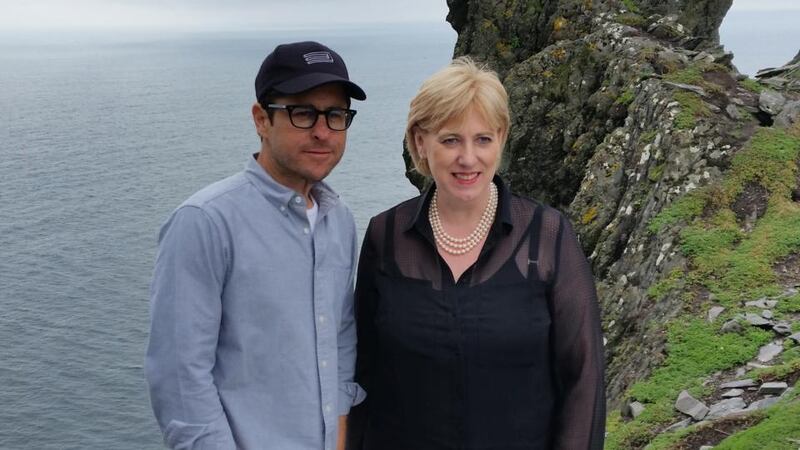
[0,0,449,31]
[1,0,798,31]
[728,0,800,10]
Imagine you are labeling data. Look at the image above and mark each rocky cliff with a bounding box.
[406,0,800,447]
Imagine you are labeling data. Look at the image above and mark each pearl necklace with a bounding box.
[429,182,498,255]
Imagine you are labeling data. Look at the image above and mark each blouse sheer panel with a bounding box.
[393,200,444,289]
[347,216,381,450]
[548,215,606,450]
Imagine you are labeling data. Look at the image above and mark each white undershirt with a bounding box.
[306,197,319,233]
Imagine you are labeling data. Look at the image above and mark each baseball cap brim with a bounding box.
[272,72,367,101]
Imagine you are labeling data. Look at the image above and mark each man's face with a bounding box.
[253,83,349,194]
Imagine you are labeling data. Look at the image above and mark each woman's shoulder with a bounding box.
[369,194,425,225]
[360,194,425,253]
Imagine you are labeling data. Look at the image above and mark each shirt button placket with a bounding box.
[314,253,333,437]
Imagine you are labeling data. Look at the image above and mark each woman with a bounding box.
[350,57,605,450]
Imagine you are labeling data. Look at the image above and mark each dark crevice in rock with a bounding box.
[703,70,738,91]
[731,182,769,229]
[774,252,800,288]
[753,110,774,127]
[793,159,800,202]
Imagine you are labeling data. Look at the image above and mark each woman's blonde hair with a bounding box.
[405,56,510,177]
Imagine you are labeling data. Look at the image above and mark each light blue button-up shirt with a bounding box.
[146,155,365,450]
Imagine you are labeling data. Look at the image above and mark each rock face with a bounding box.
[416,0,800,416]
[415,2,800,447]
[756,49,800,91]
[414,0,738,208]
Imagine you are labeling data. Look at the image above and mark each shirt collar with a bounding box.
[404,174,514,235]
[244,153,340,216]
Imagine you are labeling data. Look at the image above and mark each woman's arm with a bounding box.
[346,218,381,450]
[549,214,606,450]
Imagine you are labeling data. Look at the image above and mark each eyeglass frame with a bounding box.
[263,103,357,131]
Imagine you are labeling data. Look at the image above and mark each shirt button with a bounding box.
[280,206,286,211]
[294,196,303,204]
[303,227,310,234]
[325,404,332,413]
[318,315,326,323]
[321,360,328,368]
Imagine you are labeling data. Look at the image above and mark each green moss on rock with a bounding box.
[621,0,640,13]
[648,189,708,233]
[673,91,711,130]
[647,267,684,300]
[740,78,764,94]
[615,12,646,27]
[614,89,635,105]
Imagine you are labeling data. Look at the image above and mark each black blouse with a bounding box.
[348,177,605,450]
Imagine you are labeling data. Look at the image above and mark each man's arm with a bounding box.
[337,415,347,450]
[336,216,366,445]
[145,206,237,450]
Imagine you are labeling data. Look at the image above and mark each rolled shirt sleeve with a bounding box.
[145,205,237,449]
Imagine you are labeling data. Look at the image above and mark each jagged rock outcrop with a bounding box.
[756,49,800,92]
[404,0,800,447]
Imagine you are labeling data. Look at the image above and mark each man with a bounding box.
[145,41,367,450]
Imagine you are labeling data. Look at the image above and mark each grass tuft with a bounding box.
[616,12,646,27]
[673,91,711,130]
[648,189,707,233]
[776,293,800,314]
[621,0,640,13]
[615,89,635,106]
[740,78,764,94]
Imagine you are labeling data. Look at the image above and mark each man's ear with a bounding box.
[252,103,269,139]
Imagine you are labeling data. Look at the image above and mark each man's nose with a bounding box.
[311,113,333,139]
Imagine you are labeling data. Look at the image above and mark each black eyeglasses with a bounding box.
[265,104,357,131]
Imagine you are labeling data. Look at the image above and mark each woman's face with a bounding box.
[415,106,503,208]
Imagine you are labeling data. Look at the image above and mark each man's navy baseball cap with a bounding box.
[255,41,366,103]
